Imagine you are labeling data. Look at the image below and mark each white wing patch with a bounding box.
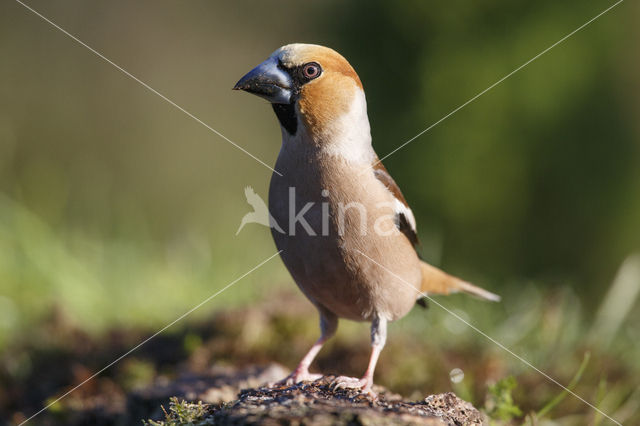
[372,161,419,246]
[394,198,417,233]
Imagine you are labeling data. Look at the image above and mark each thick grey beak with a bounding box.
[233,56,292,104]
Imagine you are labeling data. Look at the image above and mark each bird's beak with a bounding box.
[233,56,292,104]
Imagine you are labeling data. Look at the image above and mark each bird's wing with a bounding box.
[245,186,265,210]
[372,159,418,247]
[244,186,255,200]
[371,160,500,303]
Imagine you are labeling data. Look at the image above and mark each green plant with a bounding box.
[143,397,210,426]
[484,376,523,422]
[536,351,591,419]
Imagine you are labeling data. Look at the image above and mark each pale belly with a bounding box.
[268,159,421,322]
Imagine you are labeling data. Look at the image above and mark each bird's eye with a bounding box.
[302,62,322,80]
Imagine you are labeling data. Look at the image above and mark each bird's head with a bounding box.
[234,44,369,147]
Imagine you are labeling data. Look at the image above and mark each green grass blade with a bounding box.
[536,351,591,418]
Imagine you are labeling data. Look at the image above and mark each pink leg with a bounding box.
[276,310,337,386]
[332,316,387,394]
[282,336,327,384]
[361,338,384,385]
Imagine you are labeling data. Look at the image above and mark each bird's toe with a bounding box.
[330,376,375,395]
[272,370,323,387]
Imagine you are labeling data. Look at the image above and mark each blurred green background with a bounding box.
[1,0,639,424]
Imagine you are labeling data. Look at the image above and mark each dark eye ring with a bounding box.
[302,62,322,80]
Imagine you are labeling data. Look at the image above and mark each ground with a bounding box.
[136,365,483,425]
[2,290,637,425]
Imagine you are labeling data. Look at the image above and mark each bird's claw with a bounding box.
[272,370,323,387]
[330,376,375,395]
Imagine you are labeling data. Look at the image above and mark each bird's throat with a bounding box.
[272,103,297,136]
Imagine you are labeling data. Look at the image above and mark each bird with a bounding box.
[236,186,285,235]
[233,43,500,393]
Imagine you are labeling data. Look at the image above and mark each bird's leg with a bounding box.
[332,315,387,394]
[276,310,337,386]
[284,336,326,383]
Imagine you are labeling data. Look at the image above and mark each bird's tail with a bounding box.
[419,261,500,302]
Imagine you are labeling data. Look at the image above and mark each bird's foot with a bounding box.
[330,375,376,396]
[272,368,323,387]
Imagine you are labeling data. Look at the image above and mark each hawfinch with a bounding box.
[234,44,500,393]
